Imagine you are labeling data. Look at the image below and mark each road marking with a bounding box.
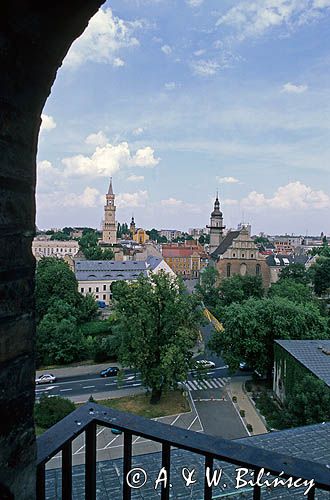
[186,381,197,390]
[105,382,116,386]
[60,388,72,392]
[132,383,142,387]
[126,376,135,381]
[187,416,198,430]
[204,380,213,389]
[82,385,95,389]
[104,435,121,449]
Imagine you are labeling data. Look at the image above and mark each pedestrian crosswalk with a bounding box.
[185,377,230,391]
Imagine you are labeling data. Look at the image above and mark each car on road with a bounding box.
[111,428,122,435]
[100,367,119,377]
[35,373,56,385]
[239,361,252,371]
[195,359,216,370]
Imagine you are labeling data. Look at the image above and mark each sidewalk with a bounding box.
[36,361,122,379]
[228,376,268,436]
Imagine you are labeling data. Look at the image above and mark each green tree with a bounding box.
[147,228,160,241]
[35,258,81,321]
[198,234,205,245]
[209,297,328,380]
[77,293,99,323]
[78,230,115,260]
[50,231,70,241]
[195,266,220,309]
[36,300,87,365]
[283,375,330,427]
[278,263,308,284]
[312,257,330,296]
[254,236,270,245]
[268,278,314,305]
[309,242,330,258]
[112,272,203,403]
[217,275,264,307]
[35,395,75,429]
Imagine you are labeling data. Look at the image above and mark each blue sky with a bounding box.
[37,0,330,235]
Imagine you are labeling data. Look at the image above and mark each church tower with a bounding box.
[102,178,117,244]
[130,215,136,238]
[207,193,225,253]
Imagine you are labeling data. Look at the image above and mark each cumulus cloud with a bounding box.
[161,198,201,213]
[186,0,204,6]
[216,0,330,41]
[216,176,240,184]
[164,82,177,91]
[161,198,183,207]
[191,59,220,76]
[40,114,56,133]
[37,160,63,192]
[116,190,149,208]
[281,82,308,94]
[241,182,330,211]
[132,127,144,136]
[63,187,102,208]
[62,142,160,178]
[127,174,144,182]
[85,131,109,147]
[161,44,172,55]
[64,8,142,69]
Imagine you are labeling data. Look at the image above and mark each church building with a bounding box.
[207,194,225,254]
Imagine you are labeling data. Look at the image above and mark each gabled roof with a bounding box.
[266,254,309,267]
[75,260,147,281]
[276,339,330,387]
[211,230,240,258]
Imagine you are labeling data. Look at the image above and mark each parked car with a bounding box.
[239,361,252,371]
[100,367,119,377]
[111,428,122,435]
[35,373,56,385]
[96,300,106,308]
[195,359,216,370]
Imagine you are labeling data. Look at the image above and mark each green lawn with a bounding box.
[81,390,190,419]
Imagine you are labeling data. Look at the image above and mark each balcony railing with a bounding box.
[37,402,330,500]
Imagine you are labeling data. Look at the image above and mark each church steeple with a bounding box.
[207,193,225,253]
[108,177,113,195]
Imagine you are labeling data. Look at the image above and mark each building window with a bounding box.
[240,263,247,276]
[233,253,236,257]
[80,288,84,293]
[96,287,99,293]
[89,287,92,293]
[256,264,261,276]
[103,284,106,291]
[242,253,245,258]
[251,254,254,258]
[103,295,106,300]
[96,295,99,299]
[226,263,231,277]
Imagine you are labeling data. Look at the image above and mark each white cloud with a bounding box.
[216,176,240,184]
[64,8,141,69]
[241,182,330,211]
[63,187,102,208]
[281,82,308,94]
[62,142,160,178]
[116,190,149,208]
[40,114,56,133]
[37,160,63,192]
[186,0,203,6]
[85,131,109,147]
[191,59,220,76]
[164,82,177,91]
[132,127,144,136]
[216,0,330,41]
[161,44,172,55]
[113,57,125,67]
[194,49,206,56]
[127,174,144,182]
[161,198,183,207]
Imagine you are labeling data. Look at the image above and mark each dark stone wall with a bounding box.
[0,2,105,498]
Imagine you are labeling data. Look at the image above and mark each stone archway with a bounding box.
[0,3,105,497]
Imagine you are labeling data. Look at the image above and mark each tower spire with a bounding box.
[108,177,113,195]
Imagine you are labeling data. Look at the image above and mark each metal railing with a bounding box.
[37,402,330,500]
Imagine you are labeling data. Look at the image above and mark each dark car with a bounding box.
[100,367,119,377]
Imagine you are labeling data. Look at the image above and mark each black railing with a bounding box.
[37,403,330,500]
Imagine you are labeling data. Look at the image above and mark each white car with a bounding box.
[35,373,56,385]
[195,360,216,370]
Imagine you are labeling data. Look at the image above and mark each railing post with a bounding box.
[204,455,214,500]
[253,469,261,500]
[85,421,97,500]
[123,432,132,500]
[161,443,171,500]
[62,441,72,500]
[36,463,46,500]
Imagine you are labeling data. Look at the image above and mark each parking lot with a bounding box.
[47,393,203,469]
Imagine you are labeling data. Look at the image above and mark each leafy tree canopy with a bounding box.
[311,257,330,296]
[195,266,220,309]
[50,231,70,241]
[309,242,330,258]
[217,274,264,307]
[209,297,328,379]
[254,236,270,245]
[35,395,75,429]
[282,375,330,427]
[78,230,114,260]
[278,263,308,284]
[112,272,203,403]
[268,278,314,305]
